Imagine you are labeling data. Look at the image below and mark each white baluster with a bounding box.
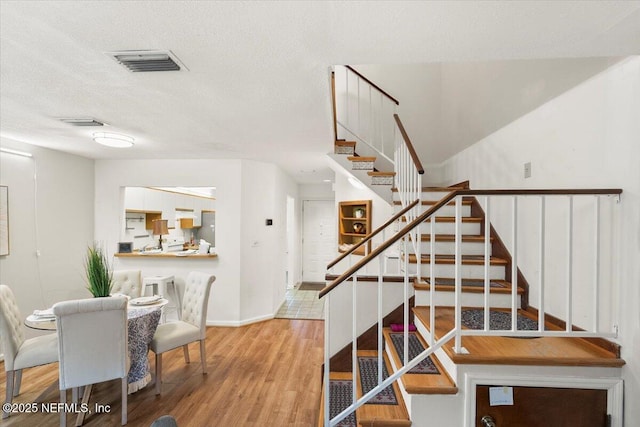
[511,196,518,331]
[484,196,491,331]
[566,196,573,332]
[538,196,546,332]
[593,196,600,332]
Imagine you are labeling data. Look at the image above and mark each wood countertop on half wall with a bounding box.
[114,252,217,259]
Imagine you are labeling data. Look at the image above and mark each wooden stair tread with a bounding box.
[416,234,493,243]
[382,328,458,395]
[404,254,508,265]
[393,199,472,206]
[400,216,482,223]
[413,306,625,367]
[368,171,396,177]
[391,186,466,192]
[356,350,411,426]
[413,277,522,294]
[335,140,356,147]
[318,372,354,427]
[325,274,406,283]
[347,156,376,162]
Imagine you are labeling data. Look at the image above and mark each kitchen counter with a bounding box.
[115,252,217,258]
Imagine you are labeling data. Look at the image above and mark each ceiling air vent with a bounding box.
[107,50,186,72]
[59,118,105,126]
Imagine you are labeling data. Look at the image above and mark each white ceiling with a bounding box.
[1,1,639,183]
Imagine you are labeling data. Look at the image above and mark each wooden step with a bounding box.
[400,216,482,223]
[356,350,411,427]
[416,234,492,243]
[413,277,520,294]
[393,199,472,206]
[368,171,396,177]
[348,156,377,162]
[318,372,355,427]
[404,254,508,265]
[382,328,458,395]
[391,186,466,192]
[335,140,356,155]
[325,274,406,283]
[413,306,625,367]
[336,140,356,147]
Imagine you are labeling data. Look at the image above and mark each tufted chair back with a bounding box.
[0,285,26,372]
[111,270,143,298]
[181,272,215,338]
[53,296,128,390]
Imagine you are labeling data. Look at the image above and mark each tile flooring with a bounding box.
[275,283,325,320]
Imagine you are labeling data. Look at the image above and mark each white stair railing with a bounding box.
[334,65,398,162]
[321,188,622,427]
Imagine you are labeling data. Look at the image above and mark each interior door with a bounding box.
[475,385,608,427]
[302,200,336,283]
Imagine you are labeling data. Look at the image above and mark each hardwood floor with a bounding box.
[0,319,324,427]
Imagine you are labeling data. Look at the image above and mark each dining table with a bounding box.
[25,297,168,394]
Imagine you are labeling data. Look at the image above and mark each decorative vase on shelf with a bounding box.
[353,222,365,234]
[354,208,365,218]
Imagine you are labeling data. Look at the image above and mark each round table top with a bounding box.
[24,298,168,331]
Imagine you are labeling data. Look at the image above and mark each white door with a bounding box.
[302,200,336,282]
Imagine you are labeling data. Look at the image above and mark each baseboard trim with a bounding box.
[206,313,274,327]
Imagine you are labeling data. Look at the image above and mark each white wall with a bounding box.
[355,58,622,186]
[299,182,334,200]
[240,161,299,322]
[95,158,299,326]
[0,139,94,339]
[439,56,640,424]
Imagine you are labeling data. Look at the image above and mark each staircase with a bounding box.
[323,65,624,426]
[320,186,624,427]
[329,139,397,203]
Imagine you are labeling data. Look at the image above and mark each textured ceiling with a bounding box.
[1,1,639,183]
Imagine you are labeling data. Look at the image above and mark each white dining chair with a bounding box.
[0,284,59,419]
[111,270,143,298]
[149,272,215,394]
[53,296,129,426]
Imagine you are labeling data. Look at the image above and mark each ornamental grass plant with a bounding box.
[85,243,113,297]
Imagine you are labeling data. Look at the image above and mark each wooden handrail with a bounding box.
[319,188,622,298]
[331,72,338,142]
[345,66,399,106]
[327,199,420,270]
[394,114,424,175]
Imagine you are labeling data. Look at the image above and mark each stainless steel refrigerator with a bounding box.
[196,211,215,247]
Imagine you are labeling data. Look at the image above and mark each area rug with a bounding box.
[389,333,440,374]
[461,309,539,332]
[357,356,398,405]
[298,281,326,291]
[329,380,357,427]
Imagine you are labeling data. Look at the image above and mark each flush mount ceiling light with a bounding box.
[92,132,134,148]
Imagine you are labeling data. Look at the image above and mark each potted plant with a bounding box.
[84,243,113,297]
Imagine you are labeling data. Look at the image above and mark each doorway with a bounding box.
[475,385,608,427]
[302,200,336,283]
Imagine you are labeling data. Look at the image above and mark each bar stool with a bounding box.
[143,275,181,322]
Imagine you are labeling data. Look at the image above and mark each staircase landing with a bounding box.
[413,306,625,367]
